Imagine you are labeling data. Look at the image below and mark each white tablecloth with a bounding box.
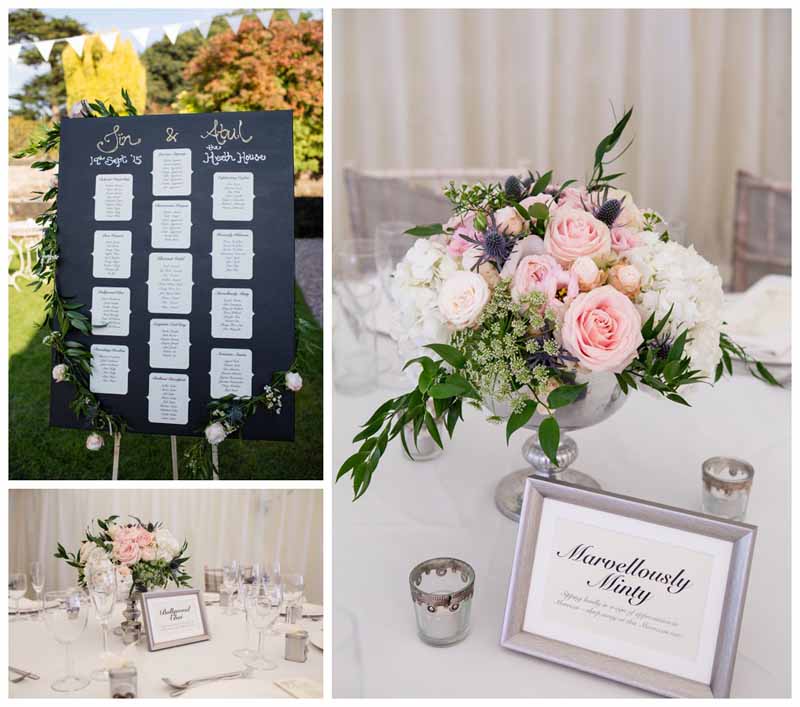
[9,604,323,698]
[333,375,790,697]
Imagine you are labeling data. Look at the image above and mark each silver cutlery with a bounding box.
[162,667,251,697]
[9,667,40,681]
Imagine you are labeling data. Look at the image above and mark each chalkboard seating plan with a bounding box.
[51,109,296,441]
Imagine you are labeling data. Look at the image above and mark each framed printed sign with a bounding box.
[52,110,295,440]
[140,588,210,651]
[501,478,756,698]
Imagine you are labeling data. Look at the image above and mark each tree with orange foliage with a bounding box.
[176,13,323,177]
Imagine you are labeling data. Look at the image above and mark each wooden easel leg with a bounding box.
[170,436,179,480]
[112,433,121,480]
[211,445,220,481]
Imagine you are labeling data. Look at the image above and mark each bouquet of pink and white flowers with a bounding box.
[338,107,778,499]
[55,516,191,595]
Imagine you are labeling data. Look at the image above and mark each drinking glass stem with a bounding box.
[65,643,74,678]
[258,631,264,659]
[102,621,109,653]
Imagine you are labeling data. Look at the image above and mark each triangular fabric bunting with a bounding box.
[34,38,58,61]
[99,31,118,53]
[288,10,302,24]
[226,15,244,34]
[194,19,212,38]
[8,44,22,63]
[66,35,86,58]
[256,10,274,28]
[163,23,182,44]
[130,27,150,51]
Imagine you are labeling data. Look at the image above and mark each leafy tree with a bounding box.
[176,13,323,177]
[62,35,147,115]
[9,9,88,119]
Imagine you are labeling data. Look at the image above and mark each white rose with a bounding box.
[86,433,104,451]
[52,364,68,382]
[285,372,303,391]
[107,522,122,540]
[204,421,227,445]
[154,529,180,561]
[494,206,525,235]
[79,541,95,562]
[437,271,490,330]
[571,256,606,291]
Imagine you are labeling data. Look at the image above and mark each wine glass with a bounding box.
[222,564,238,616]
[43,589,90,692]
[9,572,27,620]
[283,573,305,612]
[264,572,284,636]
[30,561,45,622]
[232,582,258,660]
[87,563,117,681]
[374,221,416,298]
[243,593,280,671]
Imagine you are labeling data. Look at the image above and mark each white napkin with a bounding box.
[280,602,323,617]
[8,598,57,613]
[274,678,323,699]
[723,275,791,364]
[203,592,220,604]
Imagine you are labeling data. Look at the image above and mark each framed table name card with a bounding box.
[140,588,210,651]
[501,478,756,698]
[52,110,295,439]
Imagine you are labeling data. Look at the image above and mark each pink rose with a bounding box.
[494,206,526,236]
[112,540,141,566]
[556,186,589,210]
[116,565,131,577]
[571,256,606,292]
[446,213,479,257]
[499,234,545,279]
[132,527,154,548]
[140,544,157,562]
[511,254,562,302]
[545,207,611,266]
[610,227,641,254]
[116,526,139,544]
[561,285,644,372]
[608,262,642,298]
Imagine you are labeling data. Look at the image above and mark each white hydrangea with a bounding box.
[627,233,723,379]
[389,238,459,354]
[154,528,181,562]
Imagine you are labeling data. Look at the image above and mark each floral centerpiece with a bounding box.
[55,516,190,595]
[338,107,778,501]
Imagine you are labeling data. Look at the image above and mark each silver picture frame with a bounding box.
[140,588,211,652]
[501,477,756,698]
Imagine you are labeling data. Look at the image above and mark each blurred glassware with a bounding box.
[702,456,755,521]
[222,564,238,616]
[243,594,280,672]
[333,240,380,395]
[87,563,117,682]
[233,583,258,661]
[264,572,284,637]
[30,561,45,622]
[283,573,305,608]
[44,589,90,692]
[9,571,27,620]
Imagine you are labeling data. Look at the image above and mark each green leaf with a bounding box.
[405,224,444,237]
[445,402,461,438]
[546,383,588,410]
[425,343,466,369]
[505,400,537,443]
[666,393,690,406]
[424,412,443,449]
[755,361,781,386]
[668,330,688,361]
[428,383,465,399]
[538,416,560,465]
[531,170,552,196]
[474,211,488,232]
[528,202,550,221]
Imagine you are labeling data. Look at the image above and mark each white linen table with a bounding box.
[333,374,790,697]
[9,604,323,698]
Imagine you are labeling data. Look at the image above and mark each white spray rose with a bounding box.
[285,372,303,391]
[52,364,68,382]
[204,421,227,445]
[86,433,104,451]
[437,271,490,330]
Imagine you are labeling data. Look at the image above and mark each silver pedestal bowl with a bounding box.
[489,372,626,521]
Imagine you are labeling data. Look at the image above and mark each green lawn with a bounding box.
[9,282,322,480]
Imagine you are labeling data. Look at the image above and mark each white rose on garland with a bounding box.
[52,363,68,382]
[86,433,104,451]
[438,271,490,330]
[285,372,303,391]
[204,421,228,446]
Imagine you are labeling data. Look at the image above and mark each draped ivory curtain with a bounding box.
[8,489,323,603]
[333,8,791,282]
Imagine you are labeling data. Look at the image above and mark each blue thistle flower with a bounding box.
[460,215,519,272]
[594,198,623,227]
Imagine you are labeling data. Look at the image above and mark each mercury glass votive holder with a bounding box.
[409,557,474,646]
[702,456,755,521]
[109,666,137,698]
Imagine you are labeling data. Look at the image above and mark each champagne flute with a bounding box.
[43,589,90,692]
[222,564,238,616]
[9,572,27,620]
[264,573,284,636]
[30,561,45,622]
[243,593,280,671]
[87,563,117,681]
[283,572,305,621]
[232,582,258,660]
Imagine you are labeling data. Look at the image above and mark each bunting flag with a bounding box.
[66,35,86,58]
[163,23,182,44]
[194,19,212,39]
[130,27,151,51]
[8,43,22,63]
[33,38,58,61]
[288,10,302,23]
[256,10,274,28]
[99,31,118,53]
[226,15,244,34]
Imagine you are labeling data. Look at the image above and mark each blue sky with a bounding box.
[9,8,323,99]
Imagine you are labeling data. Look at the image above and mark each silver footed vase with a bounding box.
[489,371,626,522]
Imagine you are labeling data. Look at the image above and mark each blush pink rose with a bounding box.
[494,206,526,235]
[520,193,555,215]
[446,212,479,257]
[511,254,562,303]
[115,526,139,544]
[132,527,154,548]
[140,544,157,562]
[556,186,590,210]
[561,285,644,372]
[112,540,141,567]
[610,226,642,254]
[545,207,611,266]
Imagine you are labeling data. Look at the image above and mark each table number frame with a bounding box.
[140,588,211,652]
[501,477,756,698]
